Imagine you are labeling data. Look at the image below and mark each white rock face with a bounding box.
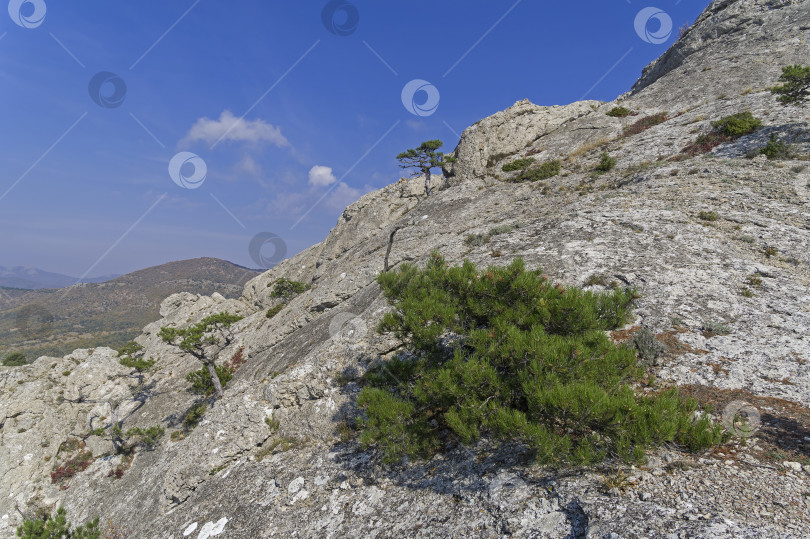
[1,0,809,537]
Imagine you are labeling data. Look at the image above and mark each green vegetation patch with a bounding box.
[357,254,722,466]
[502,157,536,172]
[606,106,632,118]
[268,278,311,299]
[751,134,793,160]
[123,425,165,448]
[769,64,810,106]
[697,211,720,222]
[681,111,763,157]
[16,508,100,539]
[2,351,27,366]
[117,341,156,372]
[595,152,617,173]
[711,111,762,138]
[186,364,234,396]
[266,303,285,319]
[184,402,207,428]
[506,160,561,183]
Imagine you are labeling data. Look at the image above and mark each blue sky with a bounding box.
[0,0,711,278]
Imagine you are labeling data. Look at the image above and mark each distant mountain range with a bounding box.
[0,258,260,362]
[0,265,120,290]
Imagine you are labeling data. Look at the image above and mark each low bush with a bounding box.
[486,151,514,168]
[606,106,632,118]
[357,254,722,465]
[489,223,521,236]
[118,355,156,372]
[116,342,142,357]
[184,402,207,428]
[266,304,285,319]
[16,508,99,539]
[268,278,310,299]
[753,134,793,160]
[632,328,667,363]
[124,426,165,448]
[595,152,617,173]
[502,157,535,172]
[711,111,762,137]
[507,160,560,183]
[681,112,763,157]
[2,352,27,367]
[50,451,94,484]
[698,211,720,222]
[117,341,155,372]
[186,364,233,396]
[622,113,668,137]
[702,320,732,337]
[680,132,733,157]
[464,233,490,247]
[224,347,246,373]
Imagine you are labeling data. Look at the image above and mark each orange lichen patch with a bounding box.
[610,325,640,343]
[762,376,796,387]
[656,330,709,356]
[678,385,810,461]
[708,443,742,460]
[707,361,730,376]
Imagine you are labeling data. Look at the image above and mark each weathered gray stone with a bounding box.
[1,0,809,536]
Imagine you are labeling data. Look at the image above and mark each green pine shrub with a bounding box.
[507,160,561,183]
[711,111,762,137]
[2,352,27,367]
[502,157,536,172]
[118,355,156,372]
[357,254,723,465]
[607,106,632,117]
[266,303,285,319]
[117,341,155,372]
[268,278,310,299]
[184,402,207,428]
[116,342,142,357]
[752,134,792,160]
[186,365,233,396]
[124,426,165,448]
[769,65,810,106]
[596,152,617,172]
[16,508,99,539]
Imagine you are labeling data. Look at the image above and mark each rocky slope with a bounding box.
[1,0,809,537]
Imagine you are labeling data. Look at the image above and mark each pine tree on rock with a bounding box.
[159,312,243,400]
[770,65,810,107]
[396,140,457,196]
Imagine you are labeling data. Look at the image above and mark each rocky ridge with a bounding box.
[1,0,809,537]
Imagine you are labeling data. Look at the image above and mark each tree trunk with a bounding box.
[383,226,401,272]
[206,361,224,399]
[424,168,431,196]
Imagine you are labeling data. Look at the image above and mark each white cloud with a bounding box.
[308,165,337,187]
[264,181,371,218]
[237,154,261,176]
[181,110,289,147]
[324,182,364,210]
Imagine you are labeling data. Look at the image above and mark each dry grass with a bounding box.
[566,137,613,163]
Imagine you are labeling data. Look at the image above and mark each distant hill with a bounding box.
[0,258,259,362]
[0,265,118,290]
